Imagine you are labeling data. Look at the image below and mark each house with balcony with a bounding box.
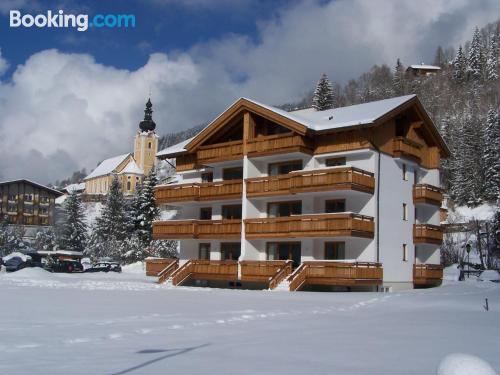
[152,94,449,292]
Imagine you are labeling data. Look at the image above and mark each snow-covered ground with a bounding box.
[0,266,499,375]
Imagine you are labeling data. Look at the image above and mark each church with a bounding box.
[84,99,159,196]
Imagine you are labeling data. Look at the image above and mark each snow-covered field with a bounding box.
[1,265,499,375]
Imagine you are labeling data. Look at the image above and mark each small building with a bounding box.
[83,99,159,196]
[0,179,63,238]
[406,64,441,77]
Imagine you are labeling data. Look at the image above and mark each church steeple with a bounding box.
[139,98,156,132]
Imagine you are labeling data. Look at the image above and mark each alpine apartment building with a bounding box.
[152,94,448,292]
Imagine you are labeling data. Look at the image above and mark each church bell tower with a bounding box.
[134,98,159,175]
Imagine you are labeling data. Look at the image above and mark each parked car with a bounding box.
[85,262,122,273]
[4,256,29,272]
[46,259,84,273]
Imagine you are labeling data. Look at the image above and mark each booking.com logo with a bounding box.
[9,10,136,32]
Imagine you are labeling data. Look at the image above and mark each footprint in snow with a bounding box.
[108,333,123,340]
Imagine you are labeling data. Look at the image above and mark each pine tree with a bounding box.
[452,45,467,83]
[59,192,87,252]
[312,74,334,111]
[393,58,405,95]
[135,170,160,245]
[486,40,498,81]
[433,46,447,67]
[34,228,58,252]
[484,108,500,201]
[467,27,485,81]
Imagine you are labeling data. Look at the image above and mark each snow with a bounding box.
[84,153,130,180]
[55,194,67,205]
[119,159,144,175]
[63,182,86,193]
[479,270,500,282]
[409,64,442,70]
[2,251,31,262]
[157,95,418,157]
[437,353,497,375]
[1,272,499,374]
[443,264,461,281]
[122,261,146,274]
[83,201,103,228]
[447,204,498,223]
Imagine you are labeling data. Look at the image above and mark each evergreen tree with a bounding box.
[433,46,447,67]
[312,74,334,111]
[34,228,58,252]
[59,192,87,252]
[484,108,500,201]
[452,45,467,83]
[393,58,406,95]
[467,27,485,81]
[486,40,498,81]
[135,170,160,245]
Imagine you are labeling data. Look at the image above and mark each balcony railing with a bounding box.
[239,260,292,286]
[413,264,443,286]
[246,167,375,197]
[393,137,423,161]
[153,219,242,240]
[197,140,243,164]
[413,184,443,206]
[246,133,313,156]
[155,180,243,204]
[145,258,178,277]
[288,261,383,291]
[413,224,443,245]
[245,213,374,239]
[171,260,239,286]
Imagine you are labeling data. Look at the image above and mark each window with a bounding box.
[148,142,152,149]
[268,160,302,176]
[413,169,418,184]
[24,206,34,214]
[24,194,33,202]
[403,244,408,261]
[395,116,409,137]
[267,201,302,218]
[266,242,301,267]
[325,157,346,167]
[199,243,210,260]
[402,163,408,180]
[325,242,346,260]
[40,196,49,204]
[221,243,241,260]
[199,207,212,220]
[127,181,131,191]
[40,207,49,215]
[8,203,17,213]
[403,203,408,221]
[223,167,243,181]
[325,199,346,213]
[201,172,213,183]
[8,194,17,201]
[222,205,242,220]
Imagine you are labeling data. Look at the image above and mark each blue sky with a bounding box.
[0,0,294,78]
[0,0,498,183]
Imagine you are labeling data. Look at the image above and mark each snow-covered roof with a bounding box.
[63,182,86,193]
[408,64,441,70]
[157,137,194,158]
[119,159,144,175]
[84,153,130,180]
[0,179,63,196]
[157,95,418,158]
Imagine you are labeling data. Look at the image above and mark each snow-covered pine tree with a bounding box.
[452,45,467,83]
[486,39,498,81]
[312,74,334,111]
[34,228,57,252]
[433,46,447,67]
[136,170,160,245]
[59,192,87,252]
[393,58,405,95]
[148,239,178,259]
[467,27,485,81]
[484,108,500,201]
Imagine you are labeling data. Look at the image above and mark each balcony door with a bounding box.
[267,242,301,268]
[325,242,346,260]
[267,201,302,218]
[268,160,302,176]
[221,243,241,261]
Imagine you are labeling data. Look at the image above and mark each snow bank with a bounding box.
[437,353,497,375]
[4,267,52,279]
[2,252,31,262]
[478,270,500,282]
[443,264,461,282]
[122,261,145,274]
[448,204,498,223]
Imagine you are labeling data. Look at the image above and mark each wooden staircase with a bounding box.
[157,259,179,284]
[268,260,293,290]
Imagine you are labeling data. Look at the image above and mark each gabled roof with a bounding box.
[157,95,449,158]
[0,179,63,196]
[84,153,130,180]
[119,159,144,175]
[63,182,86,193]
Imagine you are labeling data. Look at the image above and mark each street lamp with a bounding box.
[465,243,471,279]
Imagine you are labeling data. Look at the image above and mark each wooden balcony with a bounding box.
[152,219,241,240]
[155,180,243,204]
[245,213,374,239]
[196,140,243,164]
[413,264,443,286]
[240,260,292,289]
[393,137,423,161]
[171,260,238,286]
[145,258,178,277]
[246,133,313,157]
[289,261,383,291]
[246,167,374,197]
[413,224,443,245]
[157,260,179,284]
[413,184,443,206]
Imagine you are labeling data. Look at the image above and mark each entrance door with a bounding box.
[221,243,241,260]
[267,242,301,268]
